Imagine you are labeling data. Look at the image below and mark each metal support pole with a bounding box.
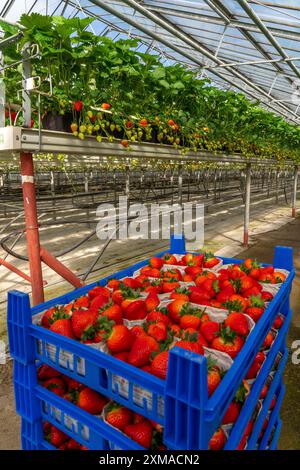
[178,164,183,205]
[40,246,84,289]
[292,166,298,218]
[243,164,251,247]
[125,165,130,198]
[20,152,44,305]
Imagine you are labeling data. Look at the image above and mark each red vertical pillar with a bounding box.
[20,152,45,305]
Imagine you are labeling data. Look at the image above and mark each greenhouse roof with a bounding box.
[1,1,300,124]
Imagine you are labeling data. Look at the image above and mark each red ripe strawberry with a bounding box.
[175,340,204,355]
[203,255,220,269]
[161,280,180,293]
[147,322,167,342]
[41,306,69,328]
[222,401,241,424]
[216,285,236,304]
[245,307,264,323]
[126,120,134,128]
[50,319,74,338]
[140,266,161,278]
[185,266,203,279]
[121,139,129,148]
[122,277,141,289]
[123,299,148,321]
[145,293,160,313]
[113,351,129,362]
[225,294,248,312]
[239,276,254,294]
[71,309,99,339]
[73,296,90,310]
[128,335,160,367]
[260,383,268,399]
[124,421,153,448]
[262,331,274,350]
[169,323,181,337]
[77,387,107,414]
[101,103,111,110]
[149,257,164,269]
[88,286,110,301]
[179,314,201,330]
[209,428,226,450]
[146,310,170,326]
[74,100,83,112]
[140,365,151,373]
[163,268,182,281]
[200,321,219,343]
[130,325,147,338]
[65,439,81,450]
[188,286,211,305]
[100,304,123,324]
[273,314,283,329]
[107,279,120,290]
[246,361,261,379]
[269,397,276,410]
[162,253,177,265]
[211,327,245,358]
[255,351,265,364]
[261,291,273,302]
[167,299,188,323]
[150,351,169,380]
[65,377,84,391]
[242,286,262,298]
[197,332,209,348]
[106,402,133,431]
[46,425,69,448]
[43,377,66,397]
[132,412,146,424]
[38,365,61,381]
[107,325,134,353]
[90,295,109,312]
[139,118,148,128]
[207,360,221,397]
[224,312,249,337]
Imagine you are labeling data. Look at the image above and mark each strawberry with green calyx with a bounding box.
[112,285,141,305]
[128,335,160,367]
[88,285,111,301]
[240,258,261,275]
[150,351,169,380]
[122,299,148,321]
[147,322,167,342]
[71,308,99,340]
[45,424,69,448]
[245,295,265,323]
[161,280,180,293]
[148,257,164,270]
[106,278,121,290]
[223,294,248,313]
[170,286,191,302]
[145,292,160,313]
[73,295,90,310]
[99,301,123,324]
[90,294,108,312]
[209,427,226,450]
[106,324,134,353]
[162,253,177,265]
[41,306,70,328]
[224,312,250,337]
[74,100,83,112]
[105,402,133,431]
[66,386,107,415]
[200,320,220,343]
[203,252,220,269]
[81,315,113,343]
[211,326,245,358]
[146,309,170,326]
[43,377,66,397]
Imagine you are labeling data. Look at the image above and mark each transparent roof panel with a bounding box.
[1,0,300,123]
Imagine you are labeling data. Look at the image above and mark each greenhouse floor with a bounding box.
[0,215,299,449]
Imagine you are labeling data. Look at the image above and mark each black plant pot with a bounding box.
[42,112,73,133]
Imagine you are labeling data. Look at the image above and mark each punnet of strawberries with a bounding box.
[37,254,286,400]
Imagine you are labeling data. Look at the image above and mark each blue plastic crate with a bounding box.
[268,418,282,450]
[7,235,294,450]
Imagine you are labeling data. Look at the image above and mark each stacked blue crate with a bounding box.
[7,235,294,450]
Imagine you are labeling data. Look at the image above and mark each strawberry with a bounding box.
[101,103,111,110]
[161,280,180,293]
[65,439,81,450]
[262,331,274,350]
[197,332,209,348]
[73,296,90,309]
[207,359,221,397]
[90,295,109,312]
[274,271,286,283]
[188,286,211,305]
[145,293,160,313]
[88,286,110,301]
[140,266,161,278]
[215,285,236,304]
[163,268,182,281]
[106,325,134,353]
[273,314,283,329]
[261,291,273,302]
[167,299,188,323]
[139,118,148,128]
[74,101,83,112]
[150,351,169,380]
[77,387,107,414]
[100,303,123,324]
[50,319,74,338]
[185,266,203,279]
[65,377,84,391]
[224,312,249,337]
[175,340,204,355]
[209,428,226,450]
[179,314,201,330]
[122,277,141,289]
[112,286,140,305]
[149,257,164,269]
[255,351,265,363]
[243,258,261,272]
[113,351,129,362]
[126,120,134,128]
[131,325,147,338]
[107,279,121,290]
[162,253,177,265]
[106,402,133,431]
[146,310,170,326]
[128,335,160,367]
[203,254,219,269]
[45,425,68,448]
[41,306,70,328]
[38,365,62,381]
[211,327,245,358]
[124,421,153,448]
[169,323,181,337]
[200,321,219,343]
[147,322,167,342]
[225,294,248,312]
[123,299,148,321]
[121,139,129,148]
[43,377,66,397]
[246,360,261,379]
[71,308,99,339]
[222,401,241,424]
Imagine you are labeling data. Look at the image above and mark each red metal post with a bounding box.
[20,152,45,305]
[0,257,32,284]
[40,246,84,289]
